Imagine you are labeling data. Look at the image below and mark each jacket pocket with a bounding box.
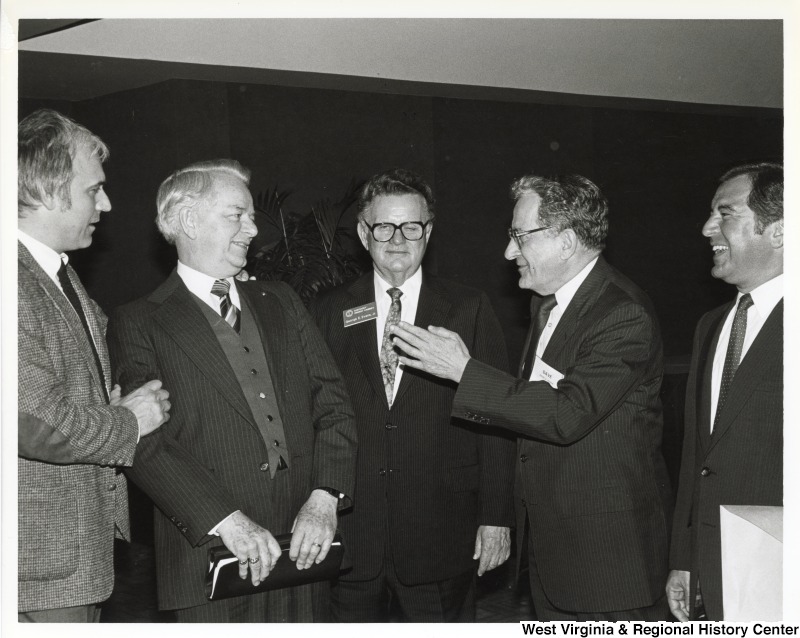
[18,489,79,581]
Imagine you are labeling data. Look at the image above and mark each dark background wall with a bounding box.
[20,78,782,366]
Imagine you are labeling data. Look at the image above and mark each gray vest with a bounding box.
[194,292,290,478]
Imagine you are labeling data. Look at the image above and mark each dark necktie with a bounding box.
[211,279,241,333]
[713,293,754,431]
[521,294,558,380]
[57,261,109,402]
[380,287,403,407]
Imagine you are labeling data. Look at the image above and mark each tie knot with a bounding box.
[387,287,403,302]
[211,279,231,298]
[538,294,557,315]
[738,293,753,311]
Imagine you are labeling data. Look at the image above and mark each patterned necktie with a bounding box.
[521,294,558,380]
[57,261,109,402]
[713,293,754,431]
[380,287,403,407]
[210,279,241,333]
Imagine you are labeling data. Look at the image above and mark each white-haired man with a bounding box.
[107,159,357,622]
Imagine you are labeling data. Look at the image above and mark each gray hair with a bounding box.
[511,173,609,251]
[156,159,251,244]
[18,109,109,215]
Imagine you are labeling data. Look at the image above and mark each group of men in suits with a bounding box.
[18,107,783,623]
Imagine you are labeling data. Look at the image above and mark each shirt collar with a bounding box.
[373,266,423,301]
[553,256,599,310]
[739,273,783,318]
[18,229,67,282]
[176,261,241,308]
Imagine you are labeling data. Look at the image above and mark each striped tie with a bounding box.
[210,279,241,333]
[713,293,753,432]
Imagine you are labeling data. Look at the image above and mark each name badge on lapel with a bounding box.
[531,356,565,389]
[343,302,378,327]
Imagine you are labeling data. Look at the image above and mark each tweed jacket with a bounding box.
[455,256,673,613]
[107,272,357,610]
[18,242,137,612]
[670,299,783,620]
[312,272,516,585]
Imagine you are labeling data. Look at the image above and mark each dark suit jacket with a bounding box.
[670,299,783,620]
[454,257,672,613]
[107,272,357,610]
[18,243,137,612]
[312,272,515,585]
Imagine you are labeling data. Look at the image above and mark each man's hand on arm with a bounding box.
[389,322,471,383]
[474,525,511,577]
[290,489,338,570]
[666,569,691,622]
[111,379,171,437]
[217,511,282,587]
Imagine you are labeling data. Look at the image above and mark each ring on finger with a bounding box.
[312,542,321,548]
[248,556,260,564]
[238,559,248,565]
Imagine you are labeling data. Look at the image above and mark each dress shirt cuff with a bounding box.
[209,510,240,536]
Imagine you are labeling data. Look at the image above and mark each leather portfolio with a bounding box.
[206,532,344,600]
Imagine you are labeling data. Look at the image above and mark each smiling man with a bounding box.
[106,160,357,622]
[666,163,783,622]
[390,173,672,621]
[312,169,515,622]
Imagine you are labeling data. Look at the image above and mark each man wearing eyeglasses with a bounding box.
[390,174,672,621]
[312,168,515,622]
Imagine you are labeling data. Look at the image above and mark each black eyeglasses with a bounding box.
[364,220,431,242]
[507,226,551,248]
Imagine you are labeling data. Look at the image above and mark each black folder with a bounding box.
[206,532,345,600]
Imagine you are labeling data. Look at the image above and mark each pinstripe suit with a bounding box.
[312,272,515,608]
[670,300,783,620]
[107,271,357,616]
[18,242,137,613]
[454,257,672,616]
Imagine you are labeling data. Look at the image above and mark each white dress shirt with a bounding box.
[374,267,423,402]
[177,261,241,314]
[531,257,599,366]
[710,274,783,431]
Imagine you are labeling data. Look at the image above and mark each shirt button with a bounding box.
[259,392,266,399]
[260,463,270,472]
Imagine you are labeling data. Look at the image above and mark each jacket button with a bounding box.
[251,369,258,375]
[243,346,250,353]
[520,454,528,463]
[108,483,116,491]
[260,462,270,472]
[384,422,394,429]
[700,467,710,477]
[267,415,274,422]
[379,469,386,476]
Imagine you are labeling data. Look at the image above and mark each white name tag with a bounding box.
[343,302,378,327]
[531,356,564,389]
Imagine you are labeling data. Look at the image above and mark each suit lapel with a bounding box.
[697,306,729,452]
[393,274,451,405]
[541,257,609,364]
[346,274,387,404]
[150,271,253,424]
[18,243,107,398]
[708,300,783,450]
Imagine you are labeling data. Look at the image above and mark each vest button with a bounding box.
[259,463,269,472]
[384,422,394,429]
[520,454,528,463]
[700,467,710,477]
[379,469,386,476]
